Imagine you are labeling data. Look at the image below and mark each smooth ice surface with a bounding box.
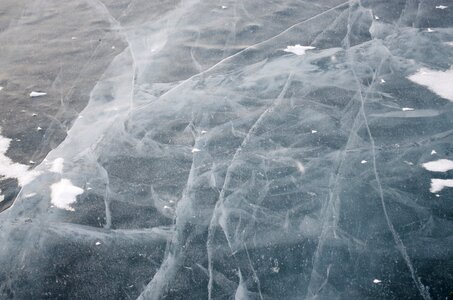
[0,0,453,299]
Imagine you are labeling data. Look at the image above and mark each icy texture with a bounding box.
[1,0,453,299]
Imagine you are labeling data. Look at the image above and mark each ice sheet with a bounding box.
[0,0,453,299]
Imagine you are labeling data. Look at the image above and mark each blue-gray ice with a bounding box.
[1,0,453,299]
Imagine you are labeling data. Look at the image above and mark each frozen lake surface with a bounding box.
[1,0,453,299]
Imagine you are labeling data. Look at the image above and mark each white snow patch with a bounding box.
[283,44,316,56]
[422,159,453,172]
[373,279,382,284]
[29,91,47,97]
[408,68,453,102]
[435,5,448,9]
[429,179,453,193]
[0,132,41,186]
[50,158,64,174]
[402,107,414,111]
[50,179,84,211]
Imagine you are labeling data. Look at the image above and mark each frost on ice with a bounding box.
[283,44,316,56]
[408,68,453,102]
[0,130,40,186]
[50,179,84,211]
[29,91,47,97]
[422,159,453,173]
[429,179,453,193]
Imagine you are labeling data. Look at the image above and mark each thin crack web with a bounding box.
[0,0,453,299]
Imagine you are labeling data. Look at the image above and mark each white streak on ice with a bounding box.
[422,159,453,172]
[296,161,305,174]
[402,107,414,111]
[408,68,453,102]
[50,179,84,211]
[429,179,453,193]
[283,44,316,56]
[234,271,249,300]
[435,5,448,9]
[29,91,47,97]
